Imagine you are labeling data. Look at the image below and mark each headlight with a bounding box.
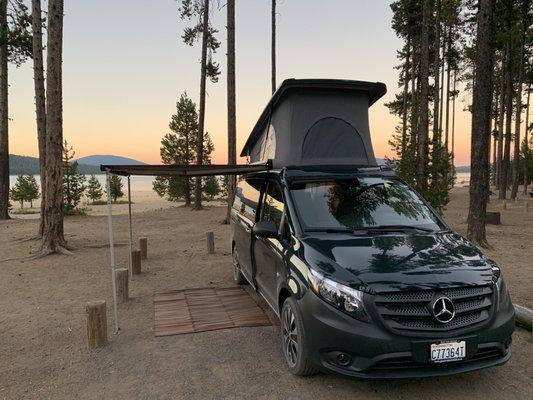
[308,269,370,322]
[492,265,510,311]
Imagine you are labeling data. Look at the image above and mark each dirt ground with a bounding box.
[0,187,532,400]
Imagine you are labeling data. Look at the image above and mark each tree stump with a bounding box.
[86,301,107,349]
[502,201,507,210]
[115,268,129,303]
[132,250,142,275]
[206,231,215,254]
[485,212,501,225]
[139,237,148,260]
[525,202,529,212]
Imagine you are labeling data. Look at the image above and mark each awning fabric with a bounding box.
[100,162,271,177]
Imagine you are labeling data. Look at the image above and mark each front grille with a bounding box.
[374,286,493,333]
[370,347,502,371]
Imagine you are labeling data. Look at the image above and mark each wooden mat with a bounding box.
[153,287,271,336]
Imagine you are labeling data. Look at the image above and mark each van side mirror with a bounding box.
[253,220,278,238]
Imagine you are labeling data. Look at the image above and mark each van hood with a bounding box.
[300,232,494,293]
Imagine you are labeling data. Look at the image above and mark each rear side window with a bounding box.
[233,178,262,221]
[260,181,285,229]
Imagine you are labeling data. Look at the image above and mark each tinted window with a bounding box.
[260,181,285,229]
[234,178,262,221]
[290,178,443,231]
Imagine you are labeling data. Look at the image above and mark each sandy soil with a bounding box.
[0,187,531,400]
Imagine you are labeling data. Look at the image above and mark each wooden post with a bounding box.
[502,201,507,210]
[139,237,148,260]
[132,250,142,275]
[525,202,529,212]
[206,231,215,254]
[115,268,129,303]
[86,300,107,349]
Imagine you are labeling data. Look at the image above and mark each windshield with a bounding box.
[289,177,444,232]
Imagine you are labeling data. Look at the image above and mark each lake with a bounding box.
[10,172,471,191]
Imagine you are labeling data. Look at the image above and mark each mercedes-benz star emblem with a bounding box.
[432,297,455,323]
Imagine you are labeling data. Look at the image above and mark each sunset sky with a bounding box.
[9,0,475,166]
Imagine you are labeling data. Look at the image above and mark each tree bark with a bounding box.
[496,57,505,188]
[41,0,65,252]
[432,0,441,145]
[451,69,456,162]
[467,0,494,247]
[416,0,431,193]
[524,83,531,195]
[0,0,9,220]
[510,0,528,200]
[445,40,452,151]
[194,0,210,211]
[271,0,276,94]
[440,26,446,145]
[499,13,513,200]
[225,0,236,225]
[32,0,47,235]
[401,37,411,156]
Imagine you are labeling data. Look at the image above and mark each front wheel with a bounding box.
[280,297,318,376]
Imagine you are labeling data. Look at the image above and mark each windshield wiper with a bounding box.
[305,227,354,233]
[362,225,435,233]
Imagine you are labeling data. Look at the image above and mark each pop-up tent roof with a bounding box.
[241,78,387,168]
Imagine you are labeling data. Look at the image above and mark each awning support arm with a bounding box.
[106,171,120,334]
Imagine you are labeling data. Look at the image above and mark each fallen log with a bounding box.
[514,304,532,331]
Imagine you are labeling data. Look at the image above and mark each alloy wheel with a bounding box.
[282,304,299,368]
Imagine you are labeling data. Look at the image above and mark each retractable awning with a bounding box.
[101,160,271,335]
[100,161,271,177]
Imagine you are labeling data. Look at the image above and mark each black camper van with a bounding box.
[230,79,514,378]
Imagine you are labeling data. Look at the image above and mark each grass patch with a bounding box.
[65,207,90,216]
[90,200,132,205]
[11,208,40,215]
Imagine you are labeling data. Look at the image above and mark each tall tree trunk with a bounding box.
[452,69,456,163]
[193,0,210,211]
[0,0,9,220]
[184,131,191,206]
[510,0,528,200]
[496,57,505,188]
[444,43,452,151]
[33,0,47,235]
[524,83,531,195]
[401,37,411,156]
[499,13,513,200]
[225,0,236,224]
[416,0,430,193]
[491,77,500,187]
[432,0,441,145]
[467,0,493,247]
[41,0,65,253]
[439,26,446,143]
[271,0,276,94]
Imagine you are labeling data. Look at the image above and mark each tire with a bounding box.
[280,297,318,376]
[232,250,247,285]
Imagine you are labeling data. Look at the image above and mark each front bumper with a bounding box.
[298,291,515,379]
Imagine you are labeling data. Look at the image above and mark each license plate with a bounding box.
[430,341,466,363]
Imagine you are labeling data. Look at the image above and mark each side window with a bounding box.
[234,178,262,221]
[260,181,285,230]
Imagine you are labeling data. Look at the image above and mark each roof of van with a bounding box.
[240,78,387,158]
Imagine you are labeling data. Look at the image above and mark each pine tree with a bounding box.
[154,92,198,204]
[0,0,31,219]
[62,141,86,211]
[86,175,103,203]
[109,175,124,203]
[10,175,26,208]
[25,174,39,207]
[179,0,220,210]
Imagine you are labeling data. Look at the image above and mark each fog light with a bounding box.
[336,352,351,366]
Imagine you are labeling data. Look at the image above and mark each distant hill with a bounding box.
[76,155,145,166]
[9,154,100,175]
[455,165,470,173]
